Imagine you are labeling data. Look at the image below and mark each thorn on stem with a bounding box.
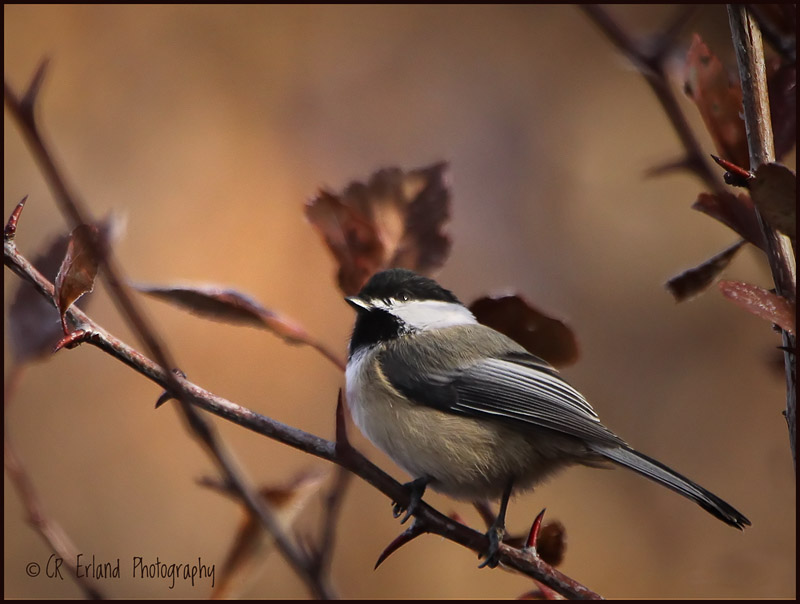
[155,368,187,408]
[525,508,547,552]
[20,58,50,119]
[53,329,90,352]
[154,391,173,409]
[335,390,352,454]
[374,520,425,569]
[4,196,28,242]
[710,154,754,187]
[196,475,238,498]
[644,156,692,179]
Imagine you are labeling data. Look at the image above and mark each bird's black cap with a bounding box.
[355,269,461,305]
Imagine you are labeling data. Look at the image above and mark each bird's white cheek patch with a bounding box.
[390,300,478,331]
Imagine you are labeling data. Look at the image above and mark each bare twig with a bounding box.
[4,364,104,599]
[4,239,602,600]
[727,4,797,472]
[4,68,335,599]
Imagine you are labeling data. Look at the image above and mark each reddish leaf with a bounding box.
[469,295,579,367]
[684,34,748,168]
[768,60,796,160]
[718,280,795,335]
[692,192,765,250]
[750,163,796,239]
[54,224,101,333]
[305,162,451,295]
[9,214,121,362]
[134,284,310,343]
[665,240,746,302]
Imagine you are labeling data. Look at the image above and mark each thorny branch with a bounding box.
[3,237,601,600]
[4,67,335,599]
[727,4,797,471]
[4,61,596,596]
[581,4,796,474]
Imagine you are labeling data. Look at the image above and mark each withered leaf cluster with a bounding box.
[667,32,795,335]
[304,162,452,296]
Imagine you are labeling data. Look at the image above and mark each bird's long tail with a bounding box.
[593,445,750,529]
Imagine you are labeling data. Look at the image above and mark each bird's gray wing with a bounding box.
[378,338,625,448]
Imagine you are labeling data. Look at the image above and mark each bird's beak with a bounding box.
[345,296,371,311]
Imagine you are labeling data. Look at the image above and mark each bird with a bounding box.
[344,268,750,566]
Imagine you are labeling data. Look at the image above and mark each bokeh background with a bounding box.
[4,4,795,599]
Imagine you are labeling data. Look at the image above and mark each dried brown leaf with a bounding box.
[750,163,796,239]
[9,214,122,362]
[718,280,795,335]
[54,224,100,333]
[305,162,451,295]
[134,284,310,343]
[692,192,765,250]
[665,240,746,302]
[537,520,567,568]
[469,295,579,368]
[389,163,451,275]
[684,34,749,168]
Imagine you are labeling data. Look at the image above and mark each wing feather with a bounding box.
[378,331,625,447]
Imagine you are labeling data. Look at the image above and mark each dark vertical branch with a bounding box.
[727,4,797,472]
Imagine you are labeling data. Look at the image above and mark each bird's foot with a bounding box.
[478,521,505,568]
[392,476,428,524]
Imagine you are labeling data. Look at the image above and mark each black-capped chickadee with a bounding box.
[345,268,750,566]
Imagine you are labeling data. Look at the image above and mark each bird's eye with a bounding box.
[399,292,409,302]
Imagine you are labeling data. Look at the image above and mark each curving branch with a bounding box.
[4,235,601,600]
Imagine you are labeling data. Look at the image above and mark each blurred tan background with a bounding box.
[4,4,795,599]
